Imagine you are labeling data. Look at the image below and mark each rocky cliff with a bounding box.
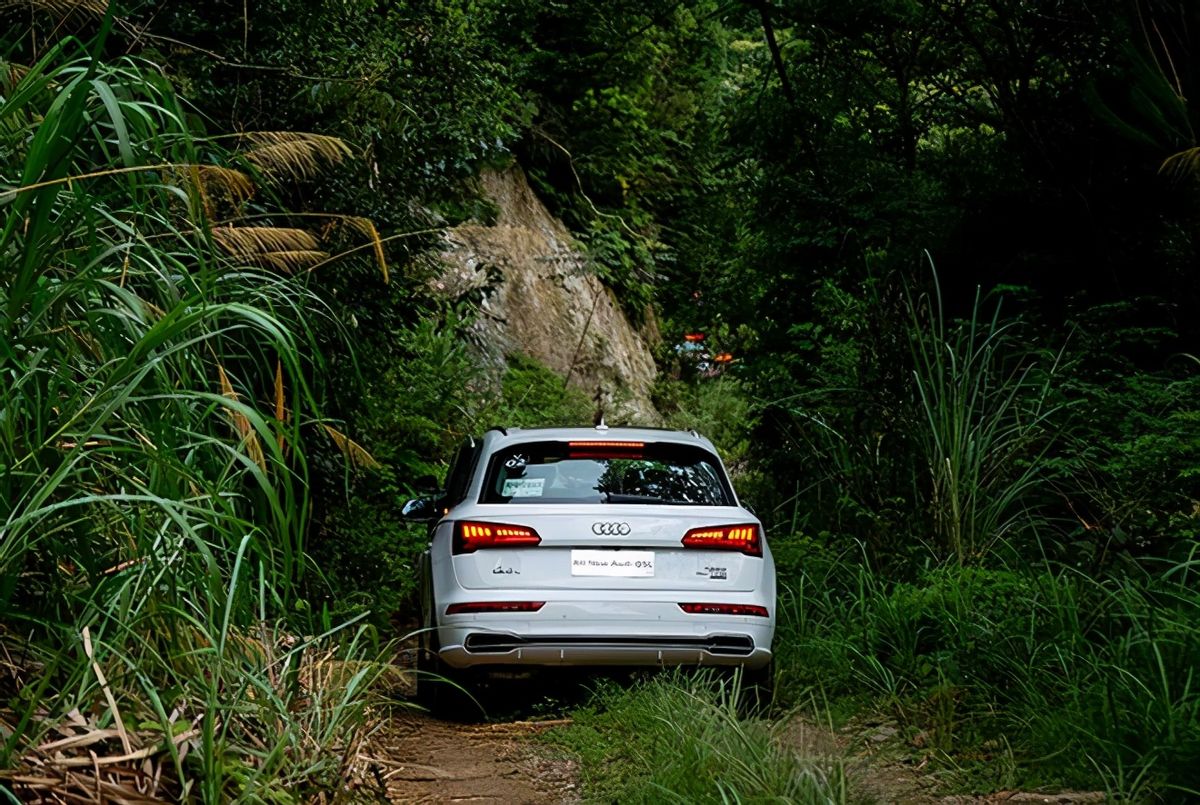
[436,166,660,424]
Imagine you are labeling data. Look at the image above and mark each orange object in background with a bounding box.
[683,332,706,342]
[712,352,734,363]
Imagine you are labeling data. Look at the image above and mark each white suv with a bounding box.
[404,426,776,711]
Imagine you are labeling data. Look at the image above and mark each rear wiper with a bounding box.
[603,492,674,505]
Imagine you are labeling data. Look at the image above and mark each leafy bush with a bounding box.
[491,353,593,428]
[657,376,759,471]
[1056,367,1200,565]
[311,344,593,626]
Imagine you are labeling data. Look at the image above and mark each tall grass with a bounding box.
[0,33,384,801]
[908,274,1066,563]
[547,673,854,804]
[771,541,1200,799]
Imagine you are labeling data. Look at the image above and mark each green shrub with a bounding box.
[492,353,593,428]
[657,376,759,469]
[1056,368,1200,565]
[311,345,593,626]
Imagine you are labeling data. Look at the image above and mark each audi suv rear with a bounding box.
[404,426,776,709]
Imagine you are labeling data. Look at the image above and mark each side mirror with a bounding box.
[401,496,441,522]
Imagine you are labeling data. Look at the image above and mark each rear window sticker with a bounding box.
[502,477,545,497]
[505,453,529,469]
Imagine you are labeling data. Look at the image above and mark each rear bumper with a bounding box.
[440,641,773,669]
[435,597,775,670]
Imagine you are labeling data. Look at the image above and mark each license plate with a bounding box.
[571,549,654,577]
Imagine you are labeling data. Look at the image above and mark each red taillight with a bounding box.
[679,603,769,617]
[567,440,645,459]
[453,521,541,554]
[681,524,761,556]
[446,601,545,615]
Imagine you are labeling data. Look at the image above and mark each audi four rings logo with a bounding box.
[592,522,631,535]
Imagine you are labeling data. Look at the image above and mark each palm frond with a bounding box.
[240,131,352,182]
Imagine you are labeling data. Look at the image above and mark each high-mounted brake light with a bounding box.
[446,601,545,615]
[681,524,761,557]
[453,521,541,554]
[567,441,645,449]
[567,440,645,459]
[679,603,769,617]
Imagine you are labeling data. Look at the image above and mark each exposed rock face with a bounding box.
[437,166,660,424]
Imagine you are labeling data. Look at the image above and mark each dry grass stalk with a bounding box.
[240,131,352,183]
[211,225,327,273]
[217,364,267,471]
[1161,146,1200,178]
[274,358,288,453]
[274,359,285,424]
[179,165,255,218]
[257,249,327,273]
[1,0,108,18]
[342,216,390,283]
[0,689,190,802]
[81,627,131,757]
[211,225,318,257]
[2,60,29,90]
[321,424,381,470]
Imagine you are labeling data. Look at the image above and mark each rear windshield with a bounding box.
[480,440,733,505]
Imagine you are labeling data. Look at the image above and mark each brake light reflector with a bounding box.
[679,603,769,617]
[446,601,545,615]
[453,521,541,554]
[681,524,761,556]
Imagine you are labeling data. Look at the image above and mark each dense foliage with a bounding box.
[4,0,1200,800]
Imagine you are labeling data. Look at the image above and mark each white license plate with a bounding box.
[571,549,655,577]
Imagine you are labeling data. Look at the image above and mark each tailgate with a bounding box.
[450,506,763,592]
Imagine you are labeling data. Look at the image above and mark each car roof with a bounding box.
[482,426,719,453]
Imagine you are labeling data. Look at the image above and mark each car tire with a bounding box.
[414,581,482,720]
[738,659,775,715]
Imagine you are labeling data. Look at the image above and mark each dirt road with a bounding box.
[363,712,579,804]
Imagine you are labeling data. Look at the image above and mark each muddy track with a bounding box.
[364,712,579,804]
